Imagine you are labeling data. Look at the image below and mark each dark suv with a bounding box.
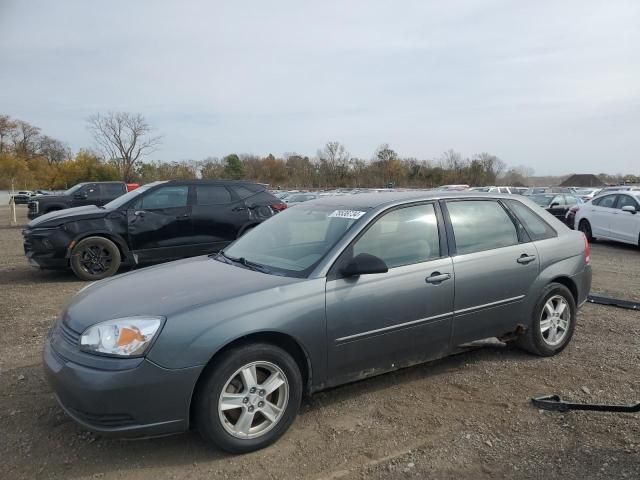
[28,181,128,219]
[23,180,287,280]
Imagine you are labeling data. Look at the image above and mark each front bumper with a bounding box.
[43,331,202,437]
[23,227,70,269]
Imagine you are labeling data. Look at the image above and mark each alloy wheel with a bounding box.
[540,295,570,346]
[217,361,289,439]
[79,245,113,275]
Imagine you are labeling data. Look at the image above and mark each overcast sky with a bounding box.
[1,0,639,175]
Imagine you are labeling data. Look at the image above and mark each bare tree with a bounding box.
[318,141,349,186]
[39,135,71,164]
[88,112,161,181]
[12,120,41,158]
[0,115,17,153]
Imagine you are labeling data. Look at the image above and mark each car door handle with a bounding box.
[425,272,451,284]
[232,206,247,212]
[176,214,190,221]
[517,254,537,264]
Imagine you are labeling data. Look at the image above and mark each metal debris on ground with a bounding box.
[531,394,640,413]
[587,294,640,311]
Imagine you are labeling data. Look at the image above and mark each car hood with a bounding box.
[28,205,107,227]
[63,255,301,333]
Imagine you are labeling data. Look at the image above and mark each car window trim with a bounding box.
[614,194,639,209]
[440,198,525,256]
[502,199,557,242]
[193,184,234,205]
[326,200,448,281]
[131,184,191,211]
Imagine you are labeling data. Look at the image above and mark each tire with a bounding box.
[194,343,303,453]
[516,283,577,357]
[69,236,121,281]
[578,219,595,243]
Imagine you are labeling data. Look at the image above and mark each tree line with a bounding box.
[1,111,636,191]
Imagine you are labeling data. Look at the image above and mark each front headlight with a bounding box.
[80,317,164,357]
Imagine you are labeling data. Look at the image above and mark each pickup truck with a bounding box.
[27,181,128,220]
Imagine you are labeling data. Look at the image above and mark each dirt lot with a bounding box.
[1,205,639,479]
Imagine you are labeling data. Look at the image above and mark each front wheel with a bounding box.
[70,236,121,281]
[195,343,302,453]
[516,283,577,357]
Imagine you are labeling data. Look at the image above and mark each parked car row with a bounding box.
[23,180,286,280]
[573,191,640,247]
[42,190,592,453]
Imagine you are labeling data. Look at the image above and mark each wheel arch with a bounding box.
[189,330,312,427]
[549,275,578,305]
[66,231,131,263]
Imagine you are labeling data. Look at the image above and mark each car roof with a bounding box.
[304,191,520,209]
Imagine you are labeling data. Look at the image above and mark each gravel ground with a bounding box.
[1,205,638,480]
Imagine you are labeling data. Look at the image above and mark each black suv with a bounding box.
[23,180,287,280]
[27,181,128,220]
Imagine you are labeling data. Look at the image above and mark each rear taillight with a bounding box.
[271,203,287,212]
[583,233,590,264]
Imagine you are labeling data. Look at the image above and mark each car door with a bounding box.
[190,184,248,255]
[590,194,617,238]
[126,184,193,262]
[325,203,454,385]
[443,199,540,345]
[610,194,640,244]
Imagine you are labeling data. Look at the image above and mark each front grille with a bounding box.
[59,321,81,346]
[28,201,38,214]
[66,407,137,428]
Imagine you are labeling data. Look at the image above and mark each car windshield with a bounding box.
[63,184,85,196]
[530,194,555,207]
[221,203,367,277]
[103,182,164,209]
[575,188,596,195]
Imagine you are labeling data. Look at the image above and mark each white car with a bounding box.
[575,191,640,246]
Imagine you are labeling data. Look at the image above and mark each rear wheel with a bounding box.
[516,283,576,357]
[70,236,121,281]
[195,343,302,453]
[578,219,595,242]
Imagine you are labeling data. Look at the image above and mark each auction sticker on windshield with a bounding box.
[328,210,367,219]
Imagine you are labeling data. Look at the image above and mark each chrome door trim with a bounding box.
[335,311,452,343]
[453,295,525,315]
[333,295,525,343]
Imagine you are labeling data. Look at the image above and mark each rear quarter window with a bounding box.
[505,199,557,241]
[231,185,263,199]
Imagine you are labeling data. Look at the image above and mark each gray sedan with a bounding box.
[44,192,591,453]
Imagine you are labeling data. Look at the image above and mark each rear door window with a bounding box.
[101,183,124,197]
[446,200,519,254]
[196,185,232,205]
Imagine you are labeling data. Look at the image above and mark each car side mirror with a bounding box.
[74,192,88,200]
[622,205,637,214]
[341,253,388,277]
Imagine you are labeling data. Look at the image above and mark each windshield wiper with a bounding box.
[215,251,272,274]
